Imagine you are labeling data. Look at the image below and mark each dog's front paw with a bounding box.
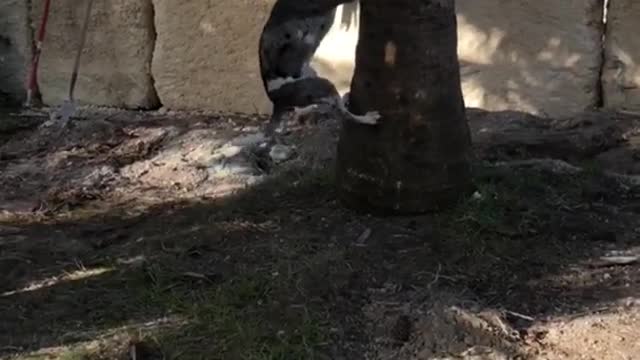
[349,110,381,126]
[365,111,381,121]
[360,110,381,125]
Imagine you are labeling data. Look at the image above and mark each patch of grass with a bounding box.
[135,274,328,360]
[58,348,91,360]
[577,159,605,177]
[2,232,338,360]
[122,239,345,360]
[5,157,624,360]
[429,165,595,296]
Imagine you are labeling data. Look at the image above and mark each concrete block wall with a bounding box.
[602,0,640,112]
[0,0,638,118]
[456,0,604,118]
[0,0,31,102]
[151,0,274,114]
[29,0,159,109]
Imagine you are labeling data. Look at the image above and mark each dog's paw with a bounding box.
[358,111,381,125]
[365,111,381,121]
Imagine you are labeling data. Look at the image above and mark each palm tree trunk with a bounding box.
[335,0,474,214]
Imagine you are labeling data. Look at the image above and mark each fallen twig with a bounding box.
[593,255,639,267]
[504,309,535,322]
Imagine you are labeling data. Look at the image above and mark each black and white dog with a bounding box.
[258,0,380,136]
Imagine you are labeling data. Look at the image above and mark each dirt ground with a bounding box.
[0,105,639,360]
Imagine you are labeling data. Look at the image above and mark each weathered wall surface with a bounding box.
[602,0,640,111]
[311,0,605,118]
[3,0,640,118]
[151,0,274,114]
[30,0,159,109]
[457,0,604,118]
[0,0,31,103]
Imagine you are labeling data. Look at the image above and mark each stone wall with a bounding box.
[602,0,640,111]
[0,0,31,103]
[1,0,639,118]
[152,0,274,114]
[311,0,605,119]
[457,0,603,118]
[29,0,159,109]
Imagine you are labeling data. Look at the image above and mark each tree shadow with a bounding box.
[1,118,639,357]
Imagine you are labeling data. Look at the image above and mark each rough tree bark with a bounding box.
[335,0,474,214]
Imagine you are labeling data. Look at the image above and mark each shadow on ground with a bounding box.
[0,108,639,359]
